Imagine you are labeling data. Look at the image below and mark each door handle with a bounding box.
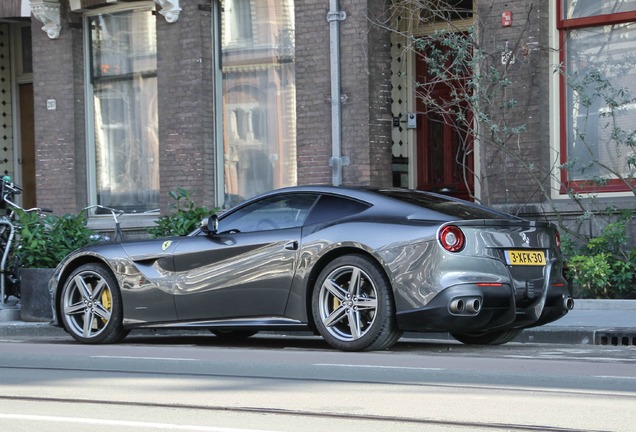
[284,241,299,251]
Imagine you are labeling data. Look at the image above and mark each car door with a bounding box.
[172,193,318,321]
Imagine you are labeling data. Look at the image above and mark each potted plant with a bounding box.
[15,210,98,322]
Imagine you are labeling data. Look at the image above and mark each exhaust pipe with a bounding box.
[563,296,574,311]
[450,298,465,313]
[465,298,481,314]
[449,297,482,315]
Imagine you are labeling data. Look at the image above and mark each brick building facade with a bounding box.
[0,0,635,238]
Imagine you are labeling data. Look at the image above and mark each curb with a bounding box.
[1,299,634,345]
[1,323,633,346]
[573,299,636,310]
[0,321,65,337]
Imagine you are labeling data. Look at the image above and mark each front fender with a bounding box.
[49,246,126,327]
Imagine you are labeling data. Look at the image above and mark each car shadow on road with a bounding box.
[105,330,467,353]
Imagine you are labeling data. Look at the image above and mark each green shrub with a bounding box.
[16,211,99,268]
[147,188,214,238]
[565,218,636,299]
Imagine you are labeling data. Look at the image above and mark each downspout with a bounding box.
[327,0,348,186]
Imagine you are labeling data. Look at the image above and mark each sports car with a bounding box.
[49,186,573,351]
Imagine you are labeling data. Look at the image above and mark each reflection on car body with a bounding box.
[50,186,573,351]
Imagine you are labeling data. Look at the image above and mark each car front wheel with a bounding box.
[451,329,522,345]
[60,263,127,344]
[312,254,401,352]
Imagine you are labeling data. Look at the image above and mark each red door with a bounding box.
[415,39,474,201]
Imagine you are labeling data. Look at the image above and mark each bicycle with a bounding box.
[0,176,52,306]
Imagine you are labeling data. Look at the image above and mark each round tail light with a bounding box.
[439,225,465,252]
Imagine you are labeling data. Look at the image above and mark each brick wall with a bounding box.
[296,0,393,187]
[476,0,551,206]
[366,0,393,187]
[32,2,79,214]
[156,0,216,212]
[296,0,333,185]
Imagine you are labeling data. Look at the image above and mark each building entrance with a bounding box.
[414,38,474,201]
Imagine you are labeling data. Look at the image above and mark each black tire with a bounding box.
[451,328,522,345]
[312,254,402,352]
[211,329,259,339]
[59,263,128,344]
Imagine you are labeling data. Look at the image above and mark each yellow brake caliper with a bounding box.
[100,289,112,325]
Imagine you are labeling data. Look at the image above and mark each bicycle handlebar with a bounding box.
[24,207,53,213]
[1,176,22,194]
[83,204,125,214]
[1,177,50,215]
[83,204,126,222]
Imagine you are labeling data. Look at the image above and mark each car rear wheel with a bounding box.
[312,254,401,352]
[60,263,127,344]
[451,328,522,345]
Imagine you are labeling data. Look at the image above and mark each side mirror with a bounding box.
[206,214,219,235]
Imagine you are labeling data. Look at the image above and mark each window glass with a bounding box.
[377,189,512,220]
[563,22,636,184]
[563,0,636,19]
[20,25,32,75]
[304,195,371,226]
[221,0,296,207]
[420,0,473,22]
[219,194,317,233]
[224,0,253,45]
[88,7,159,212]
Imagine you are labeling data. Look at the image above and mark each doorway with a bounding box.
[414,41,474,201]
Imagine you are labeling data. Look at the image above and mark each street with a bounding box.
[0,332,635,431]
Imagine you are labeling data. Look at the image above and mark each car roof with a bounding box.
[250,185,516,221]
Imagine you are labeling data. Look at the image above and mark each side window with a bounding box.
[218,194,318,233]
[305,195,370,226]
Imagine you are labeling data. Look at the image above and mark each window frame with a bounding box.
[557,1,636,193]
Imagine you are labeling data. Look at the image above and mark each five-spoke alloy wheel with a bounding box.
[60,263,127,344]
[312,254,401,351]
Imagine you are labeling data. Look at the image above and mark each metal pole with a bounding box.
[327,0,347,186]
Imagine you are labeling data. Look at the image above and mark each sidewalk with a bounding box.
[518,299,636,346]
[1,299,635,346]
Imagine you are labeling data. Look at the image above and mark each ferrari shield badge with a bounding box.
[162,240,172,251]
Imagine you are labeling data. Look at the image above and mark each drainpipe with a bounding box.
[327,0,348,186]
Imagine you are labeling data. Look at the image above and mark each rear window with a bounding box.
[377,189,514,220]
[305,194,371,225]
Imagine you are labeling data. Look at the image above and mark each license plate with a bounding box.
[504,250,546,266]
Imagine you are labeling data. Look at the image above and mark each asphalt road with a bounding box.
[0,333,635,431]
